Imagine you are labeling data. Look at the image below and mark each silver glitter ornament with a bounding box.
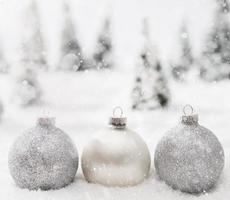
[8,117,78,190]
[82,107,151,187]
[154,105,225,193]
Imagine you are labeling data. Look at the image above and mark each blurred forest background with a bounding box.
[0,0,229,109]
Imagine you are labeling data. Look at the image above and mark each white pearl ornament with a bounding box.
[81,107,151,186]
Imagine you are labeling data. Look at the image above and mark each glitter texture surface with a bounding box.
[154,116,225,193]
[8,118,79,190]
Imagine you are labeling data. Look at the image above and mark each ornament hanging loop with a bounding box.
[182,105,198,125]
[110,106,126,128]
[183,105,193,116]
[113,106,123,118]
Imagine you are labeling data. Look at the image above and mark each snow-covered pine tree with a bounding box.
[200,0,230,81]
[132,19,170,110]
[92,17,113,70]
[171,22,193,81]
[20,0,47,70]
[59,2,85,71]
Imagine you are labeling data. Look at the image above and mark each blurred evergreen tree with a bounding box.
[93,17,113,70]
[200,0,230,81]
[132,18,170,110]
[171,22,193,81]
[59,2,85,71]
[0,40,9,73]
[20,0,47,70]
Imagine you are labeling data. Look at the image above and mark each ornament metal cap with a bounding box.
[181,105,198,125]
[37,117,55,127]
[109,107,127,128]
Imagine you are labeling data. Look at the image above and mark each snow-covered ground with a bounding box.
[0,71,230,200]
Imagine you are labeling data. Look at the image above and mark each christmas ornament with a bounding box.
[59,2,85,71]
[14,67,42,106]
[82,107,151,187]
[60,53,83,71]
[8,117,78,190]
[154,105,224,193]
